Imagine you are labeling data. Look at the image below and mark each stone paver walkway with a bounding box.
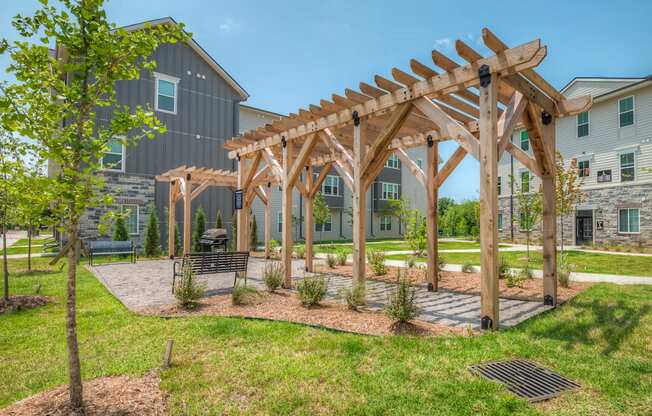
[88,258,549,330]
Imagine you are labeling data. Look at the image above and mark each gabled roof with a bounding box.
[560,75,652,102]
[559,76,646,95]
[239,104,285,118]
[122,17,249,100]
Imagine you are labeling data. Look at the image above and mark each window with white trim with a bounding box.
[381,182,399,200]
[597,169,612,183]
[101,138,124,171]
[520,130,529,151]
[416,159,423,169]
[620,151,635,182]
[120,204,139,235]
[618,96,634,127]
[380,215,392,231]
[497,213,503,230]
[385,154,400,169]
[578,160,590,178]
[577,111,589,137]
[155,73,179,114]
[321,175,340,196]
[276,212,283,233]
[315,214,332,232]
[619,208,640,233]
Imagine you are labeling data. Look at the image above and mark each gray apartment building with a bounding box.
[498,76,652,247]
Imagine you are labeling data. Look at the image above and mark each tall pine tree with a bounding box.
[192,206,206,252]
[143,204,160,256]
[250,214,258,251]
[215,209,223,229]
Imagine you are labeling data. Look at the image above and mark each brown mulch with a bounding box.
[0,372,166,416]
[315,264,590,303]
[0,296,50,315]
[140,290,467,337]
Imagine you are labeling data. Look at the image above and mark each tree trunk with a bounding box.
[2,221,8,301]
[27,223,32,273]
[66,224,84,414]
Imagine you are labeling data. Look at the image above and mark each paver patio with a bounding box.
[88,258,551,330]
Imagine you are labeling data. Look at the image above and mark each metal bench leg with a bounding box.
[172,274,176,294]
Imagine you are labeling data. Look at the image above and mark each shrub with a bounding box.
[498,256,509,279]
[367,249,387,275]
[505,266,531,288]
[461,261,474,273]
[232,282,261,305]
[406,255,417,269]
[250,215,258,251]
[268,239,280,257]
[294,244,305,259]
[437,255,446,270]
[174,262,205,309]
[519,264,533,280]
[325,253,337,268]
[385,271,419,323]
[558,267,571,288]
[192,206,206,252]
[142,204,161,257]
[263,262,284,292]
[335,248,348,266]
[339,283,365,311]
[112,216,129,241]
[297,275,328,307]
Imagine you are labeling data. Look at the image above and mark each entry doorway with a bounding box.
[575,209,594,245]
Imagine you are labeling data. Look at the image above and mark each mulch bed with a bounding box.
[0,296,50,315]
[0,372,166,416]
[140,290,467,337]
[314,264,590,303]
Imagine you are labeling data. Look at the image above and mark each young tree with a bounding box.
[379,196,411,235]
[512,174,543,260]
[312,192,330,242]
[555,152,585,261]
[143,203,161,257]
[192,206,206,252]
[405,209,427,255]
[112,215,129,241]
[250,213,258,251]
[215,209,223,229]
[0,3,186,412]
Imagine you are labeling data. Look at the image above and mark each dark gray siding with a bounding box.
[372,165,402,212]
[97,40,242,243]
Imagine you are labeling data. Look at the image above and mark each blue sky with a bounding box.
[2,0,651,201]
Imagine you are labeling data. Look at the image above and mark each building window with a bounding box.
[155,72,179,114]
[315,214,332,232]
[321,175,340,196]
[276,212,282,233]
[520,130,529,151]
[120,204,139,235]
[577,111,589,137]
[416,159,423,169]
[101,138,124,171]
[497,176,501,195]
[385,154,400,169]
[597,169,612,183]
[578,160,590,178]
[618,208,640,233]
[381,182,400,200]
[620,152,635,182]
[497,213,503,230]
[380,215,392,231]
[520,171,530,193]
[618,96,634,127]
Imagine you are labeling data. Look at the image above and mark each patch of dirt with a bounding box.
[315,264,590,303]
[0,296,50,315]
[141,290,466,337]
[0,372,166,416]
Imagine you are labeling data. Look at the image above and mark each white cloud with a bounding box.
[434,38,451,50]
[219,18,241,34]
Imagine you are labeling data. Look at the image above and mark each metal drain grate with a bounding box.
[470,359,580,402]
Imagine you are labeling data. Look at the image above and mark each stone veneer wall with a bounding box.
[79,173,156,246]
[498,183,652,247]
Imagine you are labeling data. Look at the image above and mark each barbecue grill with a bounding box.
[198,228,229,252]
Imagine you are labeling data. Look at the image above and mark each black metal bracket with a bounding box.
[186,173,191,181]
[427,135,434,147]
[236,153,240,161]
[541,111,552,125]
[481,316,493,330]
[427,282,435,292]
[267,181,271,188]
[544,295,554,306]
[479,64,491,88]
[281,136,287,148]
[352,110,360,126]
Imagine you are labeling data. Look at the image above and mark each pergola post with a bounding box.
[542,116,557,306]
[281,140,294,287]
[236,158,250,252]
[264,185,272,259]
[352,113,366,287]
[426,138,439,291]
[182,174,192,256]
[304,166,314,272]
[479,67,499,330]
[168,180,177,258]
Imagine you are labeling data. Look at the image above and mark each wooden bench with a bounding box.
[172,251,249,293]
[88,240,136,266]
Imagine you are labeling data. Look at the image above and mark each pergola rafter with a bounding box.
[225,28,592,330]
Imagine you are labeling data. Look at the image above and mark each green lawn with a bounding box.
[313,239,495,253]
[1,237,50,255]
[1,257,651,415]
[387,250,652,277]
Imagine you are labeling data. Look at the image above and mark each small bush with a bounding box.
[335,248,348,266]
[498,256,509,279]
[519,264,533,280]
[325,253,337,268]
[339,283,365,311]
[461,261,474,273]
[174,262,205,309]
[558,267,571,288]
[385,271,419,323]
[297,275,328,307]
[437,255,446,270]
[268,240,280,257]
[294,245,305,259]
[406,255,417,269]
[232,282,261,305]
[367,249,387,275]
[263,262,284,292]
[505,266,530,288]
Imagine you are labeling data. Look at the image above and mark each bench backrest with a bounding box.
[89,240,133,253]
[181,251,249,275]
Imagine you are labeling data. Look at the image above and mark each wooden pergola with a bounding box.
[225,28,592,330]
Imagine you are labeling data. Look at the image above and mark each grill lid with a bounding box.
[201,228,227,240]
